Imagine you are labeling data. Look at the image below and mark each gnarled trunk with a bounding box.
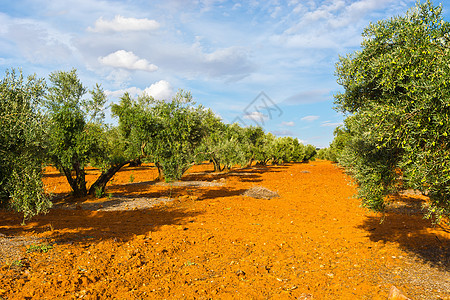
[60,160,87,197]
[88,159,133,196]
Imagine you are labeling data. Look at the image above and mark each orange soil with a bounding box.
[0,161,449,299]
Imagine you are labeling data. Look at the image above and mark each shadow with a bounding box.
[42,173,66,178]
[182,164,286,184]
[0,205,202,245]
[199,188,248,201]
[120,165,156,171]
[108,180,158,189]
[1,162,288,244]
[358,203,450,271]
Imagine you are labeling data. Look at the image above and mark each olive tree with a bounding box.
[113,91,211,182]
[241,126,266,167]
[152,92,217,181]
[334,0,450,220]
[45,69,135,197]
[0,69,51,220]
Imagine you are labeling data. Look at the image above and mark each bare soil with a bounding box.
[0,161,449,299]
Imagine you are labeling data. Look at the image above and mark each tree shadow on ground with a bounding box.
[358,196,449,271]
[0,205,202,245]
[198,188,248,200]
[1,163,282,244]
[183,164,287,184]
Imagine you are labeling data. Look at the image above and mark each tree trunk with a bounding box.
[88,160,133,196]
[212,157,221,172]
[73,160,87,196]
[246,157,254,168]
[128,158,142,167]
[155,161,165,181]
[60,162,87,197]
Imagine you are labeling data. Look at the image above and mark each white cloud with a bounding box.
[272,0,396,49]
[88,15,160,33]
[321,121,343,127]
[203,46,256,79]
[271,6,282,18]
[105,80,174,101]
[232,3,242,10]
[1,15,73,65]
[144,80,174,100]
[243,111,269,124]
[98,50,158,71]
[105,87,142,99]
[281,121,295,127]
[301,115,320,122]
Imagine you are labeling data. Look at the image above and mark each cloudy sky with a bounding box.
[1,0,447,147]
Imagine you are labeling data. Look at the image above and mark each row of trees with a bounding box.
[1,69,316,220]
[319,1,450,221]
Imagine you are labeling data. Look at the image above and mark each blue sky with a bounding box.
[1,0,448,147]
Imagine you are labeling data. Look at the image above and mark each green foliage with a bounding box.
[45,69,107,196]
[215,124,249,169]
[111,92,156,160]
[321,125,353,163]
[113,90,211,181]
[334,0,450,220]
[241,126,266,166]
[147,91,209,181]
[303,144,317,161]
[44,69,127,197]
[263,135,315,164]
[0,69,51,220]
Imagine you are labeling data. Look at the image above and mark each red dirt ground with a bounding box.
[0,161,449,299]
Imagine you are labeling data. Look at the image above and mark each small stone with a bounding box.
[388,286,411,300]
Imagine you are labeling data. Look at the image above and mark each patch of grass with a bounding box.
[8,260,23,268]
[184,261,196,266]
[26,243,53,254]
[94,186,104,198]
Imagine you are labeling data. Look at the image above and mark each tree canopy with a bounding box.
[0,69,51,221]
[333,0,450,221]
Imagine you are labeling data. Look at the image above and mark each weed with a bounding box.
[9,260,23,268]
[184,261,196,266]
[129,173,135,183]
[94,186,104,198]
[26,243,53,253]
